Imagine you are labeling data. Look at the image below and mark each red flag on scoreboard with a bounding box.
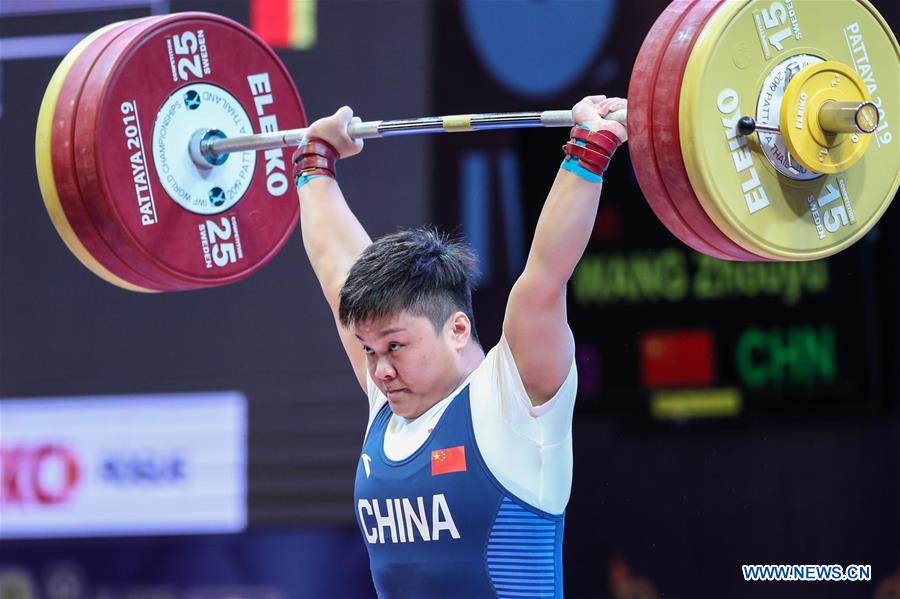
[640,329,715,389]
[431,446,466,476]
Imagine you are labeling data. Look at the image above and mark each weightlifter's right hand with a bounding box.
[304,105,364,159]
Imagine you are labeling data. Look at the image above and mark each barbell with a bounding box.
[35,1,899,292]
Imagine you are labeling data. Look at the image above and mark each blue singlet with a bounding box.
[354,385,565,598]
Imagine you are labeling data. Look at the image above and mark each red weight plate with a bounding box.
[627,0,734,260]
[50,17,172,291]
[651,0,769,261]
[73,15,198,290]
[75,12,306,290]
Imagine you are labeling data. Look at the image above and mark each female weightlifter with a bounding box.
[294,95,627,599]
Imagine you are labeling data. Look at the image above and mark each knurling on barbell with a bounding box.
[35,2,899,292]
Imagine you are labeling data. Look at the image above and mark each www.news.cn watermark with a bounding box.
[742,564,872,582]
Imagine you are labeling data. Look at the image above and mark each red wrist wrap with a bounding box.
[563,142,612,174]
[570,126,622,156]
[563,125,623,176]
[295,155,333,172]
[292,138,340,183]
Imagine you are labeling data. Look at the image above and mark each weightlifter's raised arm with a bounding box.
[503,96,627,406]
[294,106,371,390]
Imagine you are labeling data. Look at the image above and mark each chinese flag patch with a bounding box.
[431,446,467,476]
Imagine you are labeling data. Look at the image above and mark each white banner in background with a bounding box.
[0,392,246,539]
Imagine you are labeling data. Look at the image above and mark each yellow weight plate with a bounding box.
[35,22,153,292]
[780,61,873,173]
[679,0,899,261]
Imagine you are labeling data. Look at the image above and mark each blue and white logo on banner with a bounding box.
[0,392,247,539]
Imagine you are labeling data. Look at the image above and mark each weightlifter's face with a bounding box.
[355,310,467,419]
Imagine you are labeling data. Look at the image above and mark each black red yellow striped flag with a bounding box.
[250,0,316,50]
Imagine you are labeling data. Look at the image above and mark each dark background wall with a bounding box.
[1,1,898,598]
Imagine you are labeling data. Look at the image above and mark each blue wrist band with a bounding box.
[295,173,329,191]
[561,157,603,183]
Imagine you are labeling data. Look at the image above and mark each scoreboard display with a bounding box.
[563,171,892,420]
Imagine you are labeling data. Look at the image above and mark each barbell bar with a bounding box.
[199,110,619,163]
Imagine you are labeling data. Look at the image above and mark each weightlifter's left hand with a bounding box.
[572,95,627,142]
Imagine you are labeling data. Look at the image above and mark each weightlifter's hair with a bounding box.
[339,227,480,345]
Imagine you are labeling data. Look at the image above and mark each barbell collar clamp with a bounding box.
[737,117,779,136]
[190,129,228,169]
[739,101,880,139]
[818,101,880,135]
